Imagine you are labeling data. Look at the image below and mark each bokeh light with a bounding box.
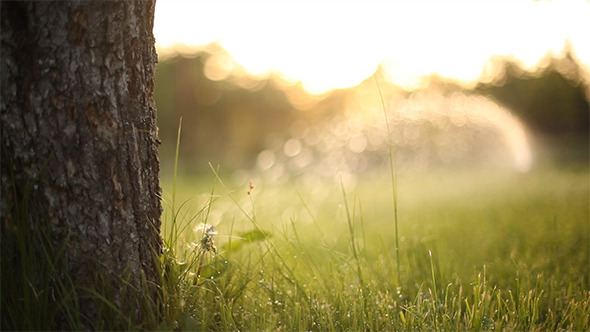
[243,86,534,185]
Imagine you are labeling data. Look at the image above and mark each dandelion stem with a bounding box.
[195,250,206,284]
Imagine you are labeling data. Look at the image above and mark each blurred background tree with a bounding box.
[155,43,589,173]
[155,45,349,172]
[475,45,589,135]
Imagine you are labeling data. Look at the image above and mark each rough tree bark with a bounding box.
[1,1,162,328]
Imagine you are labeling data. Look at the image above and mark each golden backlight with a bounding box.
[154,0,589,94]
[153,0,589,175]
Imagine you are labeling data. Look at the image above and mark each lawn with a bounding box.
[158,164,589,331]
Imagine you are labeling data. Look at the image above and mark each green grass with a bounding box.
[158,165,589,331]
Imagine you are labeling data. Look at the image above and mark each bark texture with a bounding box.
[1,0,161,327]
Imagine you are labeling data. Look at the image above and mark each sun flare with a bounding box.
[154,0,590,94]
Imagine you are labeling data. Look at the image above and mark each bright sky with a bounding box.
[154,0,590,94]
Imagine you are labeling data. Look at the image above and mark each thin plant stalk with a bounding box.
[171,117,182,248]
[172,117,182,212]
[374,77,401,286]
[340,179,365,290]
[195,250,206,283]
[429,250,438,303]
[429,250,439,326]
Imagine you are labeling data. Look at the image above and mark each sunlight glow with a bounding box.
[154,0,590,94]
[250,90,534,183]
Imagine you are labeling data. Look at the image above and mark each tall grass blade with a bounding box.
[170,117,184,248]
[374,77,401,286]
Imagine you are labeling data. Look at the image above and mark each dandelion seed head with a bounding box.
[195,223,218,235]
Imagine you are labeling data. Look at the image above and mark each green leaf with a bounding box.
[222,229,271,252]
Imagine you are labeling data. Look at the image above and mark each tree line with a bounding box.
[155,44,589,171]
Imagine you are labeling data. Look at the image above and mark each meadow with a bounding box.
[158,163,589,331]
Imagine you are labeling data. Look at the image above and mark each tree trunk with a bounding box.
[1,1,162,329]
